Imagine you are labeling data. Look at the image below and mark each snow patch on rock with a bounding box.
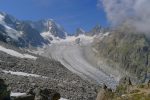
[59,98,69,100]
[2,70,48,78]
[0,14,5,21]
[10,92,68,100]
[10,92,26,97]
[41,31,61,43]
[4,25,23,40]
[0,46,37,59]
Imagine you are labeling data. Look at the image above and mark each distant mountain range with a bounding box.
[0,12,104,47]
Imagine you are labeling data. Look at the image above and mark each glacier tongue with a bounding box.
[41,33,118,89]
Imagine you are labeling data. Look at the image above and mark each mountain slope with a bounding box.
[93,31,150,83]
[0,41,99,100]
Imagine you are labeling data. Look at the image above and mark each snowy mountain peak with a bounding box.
[0,12,18,24]
[0,12,6,17]
[75,28,85,36]
[0,12,5,20]
[0,12,7,23]
[37,19,67,43]
[90,24,102,35]
[0,11,107,48]
[0,11,6,15]
[0,12,69,47]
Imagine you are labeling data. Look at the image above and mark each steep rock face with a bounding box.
[91,25,102,35]
[73,25,106,37]
[93,32,150,83]
[0,12,66,47]
[86,25,103,36]
[16,21,49,47]
[30,19,66,39]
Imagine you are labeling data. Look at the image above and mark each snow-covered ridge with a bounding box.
[48,32,109,45]
[0,45,37,60]
[0,13,23,40]
[56,34,94,43]
[4,25,23,40]
[40,30,96,45]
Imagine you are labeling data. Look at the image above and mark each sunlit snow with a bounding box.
[0,14,5,21]
[10,92,68,100]
[10,92,26,97]
[2,70,48,78]
[59,98,68,100]
[0,46,37,59]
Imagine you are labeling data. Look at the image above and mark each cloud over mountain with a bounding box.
[98,0,150,33]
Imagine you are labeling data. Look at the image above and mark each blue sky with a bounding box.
[0,0,107,33]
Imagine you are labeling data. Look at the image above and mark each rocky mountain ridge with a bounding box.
[0,12,67,47]
[93,31,150,84]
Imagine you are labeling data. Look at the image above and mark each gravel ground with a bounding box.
[0,45,100,100]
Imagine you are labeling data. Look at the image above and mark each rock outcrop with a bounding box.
[96,84,113,100]
[96,77,150,100]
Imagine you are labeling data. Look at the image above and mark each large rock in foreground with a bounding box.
[0,78,10,100]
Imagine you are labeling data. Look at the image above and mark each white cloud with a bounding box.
[98,0,150,33]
